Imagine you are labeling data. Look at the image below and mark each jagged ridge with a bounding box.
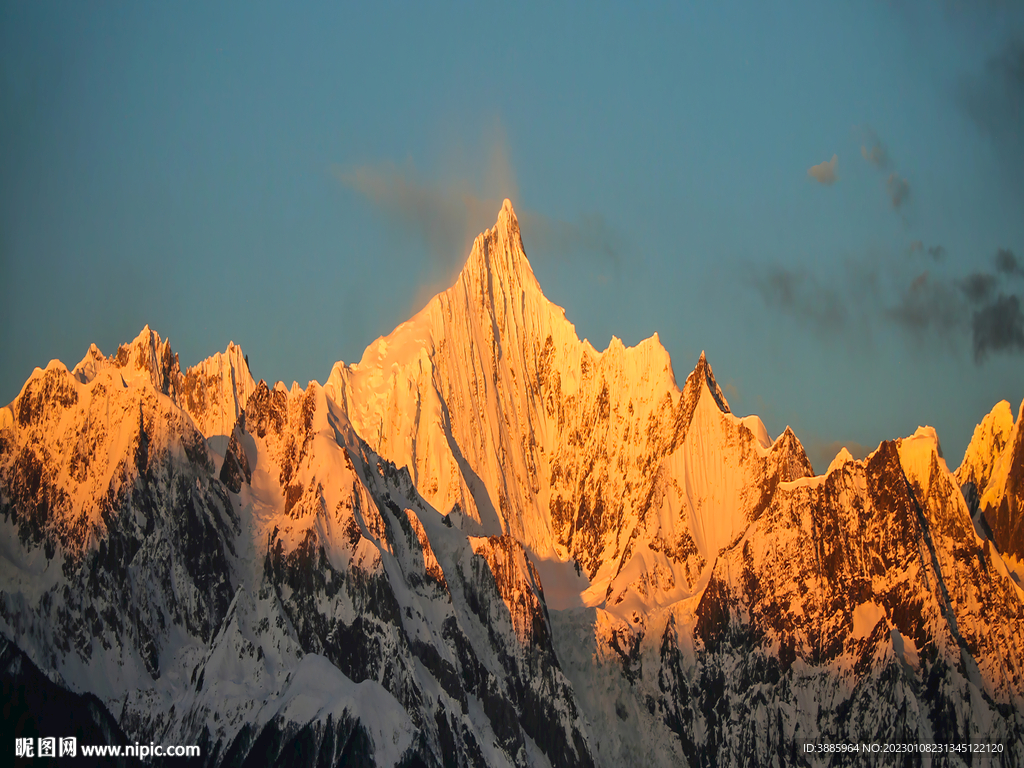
[1,201,1023,767]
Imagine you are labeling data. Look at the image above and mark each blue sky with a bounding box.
[2,1,1023,470]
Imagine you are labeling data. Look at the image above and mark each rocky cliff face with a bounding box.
[957,399,1024,568]
[2,202,1023,767]
[0,328,593,768]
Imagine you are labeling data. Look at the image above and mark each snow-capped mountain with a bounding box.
[2,201,1023,766]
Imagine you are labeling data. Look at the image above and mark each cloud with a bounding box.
[972,294,1024,362]
[887,173,911,210]
[336,163,501,276]
[995,248,1024,277]
[888,266,1024,361]
[885,271,965,339]
[960,41,1024,137]
[859,126,892,169]
[856,127,913,217]
[961,272,998,304]
[807,155,839,185]
[335,133,624,281]
[519,212,623,268]
[751,247,1024,365]
[959,38,1024,197]
[752,266,847,330]
[333,124,523,278]
[909,241,946,260]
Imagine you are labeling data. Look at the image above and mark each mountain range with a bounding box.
[2,201,1023,766]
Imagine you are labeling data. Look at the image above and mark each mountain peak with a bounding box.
[458,200,541,299]
[72,343,107,384]
[955,399,1014,495]
[111,326,179,394]
[179,341,258,438]
[827,446,855,475]
[689,351,730,413]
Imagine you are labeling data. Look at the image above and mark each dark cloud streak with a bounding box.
[960,37,1024,139]
[959,38,1024,197]
[995,248,1024,277]
[519,212,623,268]
[751,248,1024,365]
[973,294,1024,362]
[961,272,997,304]
[885,271,964,340]
[753,266,848,331]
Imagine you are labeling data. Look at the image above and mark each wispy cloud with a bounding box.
[751,256,881,341]
[807,154,839,185]
[336,163,500,276]
[334,132,624,282]
[885,271,964,343]
[519,212,623,268]
[856,126,913,217]
[907,240,945,261]
[754,266,847,330]
[859,126,892,170]
[959,38,1024,197]
[887,173,912,211]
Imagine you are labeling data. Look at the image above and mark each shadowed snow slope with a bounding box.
[2,201,1024,767]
